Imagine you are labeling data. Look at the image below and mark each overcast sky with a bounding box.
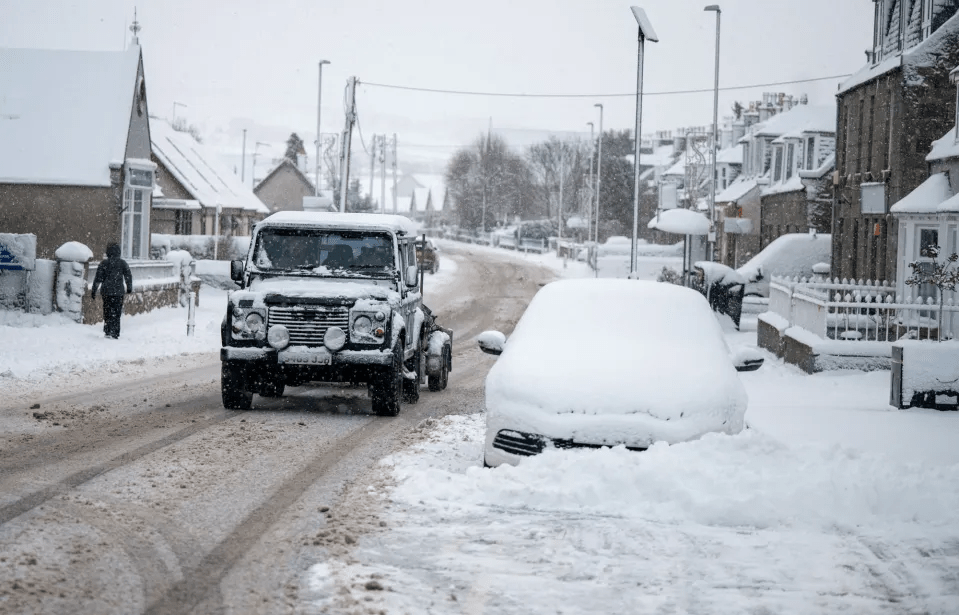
[2,0,874,175]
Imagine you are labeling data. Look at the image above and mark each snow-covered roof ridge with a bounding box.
[716,144,743,165]
[0,45,141,186]
[752,104,835,138]
[255,157,315,193]
[150,117,268,214]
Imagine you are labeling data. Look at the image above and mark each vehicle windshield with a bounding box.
[252,228,395,276]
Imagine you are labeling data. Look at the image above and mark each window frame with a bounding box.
[121,161,155,260]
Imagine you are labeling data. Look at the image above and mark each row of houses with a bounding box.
[638,0,959,310]
[0,36,443,268]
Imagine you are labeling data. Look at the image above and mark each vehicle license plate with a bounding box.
[279,351,331,365]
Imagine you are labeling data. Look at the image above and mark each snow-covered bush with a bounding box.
[151,234,250,261]
[657,266,683,285]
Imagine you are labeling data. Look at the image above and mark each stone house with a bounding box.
[715,95,834,268]
[0,43,155,261]
[890,63,959,303]
[253,157,316,214]
[832,1,959,284]
[151,117,268,238]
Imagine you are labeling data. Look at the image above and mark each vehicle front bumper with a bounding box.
[220,346,394,366]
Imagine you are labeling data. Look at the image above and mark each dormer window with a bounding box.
[922,0,933,39]
[806,136,816,169]
[785,143,795,180]
[773,145,783,182]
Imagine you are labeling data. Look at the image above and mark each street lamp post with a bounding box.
[315,60,330,196]
[587,121,594,242]
[629,6,658,277]
[705,5,721,262]
[594,103,604,245]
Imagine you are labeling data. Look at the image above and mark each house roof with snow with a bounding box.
[926,125,959,162]
[255,157,315,194]
[716,177,759,204]
[838,8,959,95]
[751,104,835,138]
[890,172,958,214]
[0,45,142,186]
[716,144,743,165]
[151,117,268,214]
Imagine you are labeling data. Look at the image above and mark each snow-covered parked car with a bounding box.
[737,233,832,297]
[221,212,452,415]
[477,279,761,467]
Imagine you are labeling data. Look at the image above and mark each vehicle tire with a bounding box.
[259,372,285,397]
[427,345,449,392]
[221,361,253,410]
[371,348,403,417]
[403,347,421,404]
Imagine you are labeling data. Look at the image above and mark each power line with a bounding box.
[360,74,853,99]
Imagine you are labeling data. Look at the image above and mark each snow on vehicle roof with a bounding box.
[737,233,832,283]
[150,118,269,214]
[694,261,747,286]
[258,211,418,235]
[0,46,140,186]
[647,208,710,235]
[485,279,746,431]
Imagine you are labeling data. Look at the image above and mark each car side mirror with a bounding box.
[405,265,418,287]
[230,260,245,283]
[731,347,764,372]
[478,330,506,356]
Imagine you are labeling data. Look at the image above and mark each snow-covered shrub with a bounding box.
[657,266,683,285]
[55,261,86,322]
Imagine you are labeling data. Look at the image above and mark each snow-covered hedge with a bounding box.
[151,234,250,261]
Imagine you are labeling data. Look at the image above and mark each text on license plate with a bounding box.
[281,352,331,365]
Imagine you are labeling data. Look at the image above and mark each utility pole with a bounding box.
[369,135,377,212]
[391,134,398,215]
[380,134,387,217]
[481,118,492,234]
[315,60,330,196]
[338,77,357,212]
[558,154,564,245]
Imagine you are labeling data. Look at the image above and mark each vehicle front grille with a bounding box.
[492,429,648,457]
[268,305,349,346]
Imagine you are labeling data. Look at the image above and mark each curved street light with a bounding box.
[629,6,658,277]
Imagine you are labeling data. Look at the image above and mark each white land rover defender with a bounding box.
[220,212,452,415]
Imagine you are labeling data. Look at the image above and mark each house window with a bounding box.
[742,143,750,175]
[174,210,192,235]
[806,136,815,169]
[873,0,883,62]
[773,146,783,181]
[121,163,154,259]
[785,143,795,180]
[916,227,940,303]
[922,0,933,39]
[867,95,876,172]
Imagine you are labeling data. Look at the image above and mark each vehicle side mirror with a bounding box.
[731,347,764,372]
[230,260,245,283]
[405,265,418,287]
[478,330,506,356]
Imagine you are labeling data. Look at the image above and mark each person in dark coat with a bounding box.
[91,243,133,339]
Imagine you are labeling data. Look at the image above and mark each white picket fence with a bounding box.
[769,275,959,342]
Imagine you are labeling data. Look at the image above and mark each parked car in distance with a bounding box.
[690,261,747,330]
[478,279,760,467]
[415,238,439,274]
[737,232,832,297]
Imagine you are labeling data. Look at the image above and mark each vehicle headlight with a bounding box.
[353,316,373,336]
[324,326,346,352]
[268,324,290,350]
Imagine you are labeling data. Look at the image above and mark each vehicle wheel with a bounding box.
[403,348,421,404]
[371,348,403,417]
[221,361,253,410]
[259,372,285,397]
[428,345,449,392]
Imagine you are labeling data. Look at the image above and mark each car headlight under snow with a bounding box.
[353,315,373,336]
